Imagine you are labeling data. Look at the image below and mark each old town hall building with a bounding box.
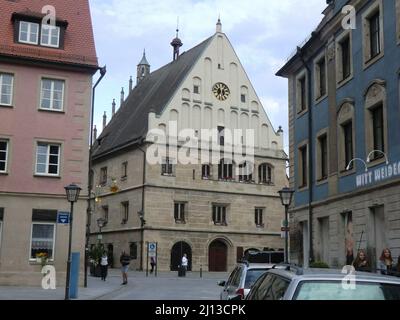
[90,20,288,272]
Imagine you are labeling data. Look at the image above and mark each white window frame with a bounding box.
[40,78,65,111]
[35,143,61,176]
[0,140,8,173]
[18,21,39,45]
[29,222,56,261]
[0,73,14,106]
[40,25,61,48]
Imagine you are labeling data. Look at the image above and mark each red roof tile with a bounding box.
[0,0,98,68]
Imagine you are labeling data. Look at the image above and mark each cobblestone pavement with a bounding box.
[0,269,229,300]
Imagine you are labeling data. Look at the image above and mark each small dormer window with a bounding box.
[40,25,60,48]
[19,21,39,45]
[13,12,67,49]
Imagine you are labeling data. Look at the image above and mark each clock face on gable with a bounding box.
[212,83,230,101]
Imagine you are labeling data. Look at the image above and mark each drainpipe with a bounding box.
[137,142,147,271]
[85,65,106,287]
[298,47,314,263]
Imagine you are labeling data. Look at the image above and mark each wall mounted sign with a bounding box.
[356,161,400,188]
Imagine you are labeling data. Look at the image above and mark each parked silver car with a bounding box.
[246,265,400,300]
[218,262,275,300]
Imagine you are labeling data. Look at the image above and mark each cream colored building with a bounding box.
[90,21,287,272]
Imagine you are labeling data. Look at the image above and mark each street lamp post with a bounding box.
[64,183,82,300]
[97,218,106,245]
[138,211,146,271]
[278,187,295,264]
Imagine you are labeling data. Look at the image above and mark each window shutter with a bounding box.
[260,210,263,226]
[218,162,222,179]
[0,208,3,221]
[222,207,226,224]
[255,209,258,225]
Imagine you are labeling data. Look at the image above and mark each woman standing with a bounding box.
[352,250,371,272]
[100,251,109,281]
[377,248,394,275]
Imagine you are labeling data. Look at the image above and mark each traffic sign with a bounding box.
[148,242,157,258]
[57,212,70,225]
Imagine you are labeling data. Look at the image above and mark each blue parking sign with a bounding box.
[57,212,70,225]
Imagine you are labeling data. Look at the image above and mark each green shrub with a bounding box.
[309,261,330,268]
[89,244,104,266]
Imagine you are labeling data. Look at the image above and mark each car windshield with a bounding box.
[294,281,400,300]
[244,269,268,289]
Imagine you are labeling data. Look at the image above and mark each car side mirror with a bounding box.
[230,295,242,301]
[218,281,226,287]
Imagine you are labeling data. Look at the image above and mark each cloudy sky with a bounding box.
[90,0,327,151]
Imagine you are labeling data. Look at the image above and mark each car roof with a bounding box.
[266,267,400,284]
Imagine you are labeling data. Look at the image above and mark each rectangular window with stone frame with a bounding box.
[362,0,384,68]
[298,144,308,189]
[162,157,174,176]
[365,82,387,165]
[255,208,264,228]
[100,167,107,186]
[296,71,308,114]
[343,121,354,170]
[121,161,128,179]
[336,31,352,85]
[212,205,227,226]
[121,202,129,224]
[317,133,328,182]
[314,53,327,101]
[174,202,186,224]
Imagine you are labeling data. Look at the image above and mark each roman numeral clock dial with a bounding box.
[212,82,230,101]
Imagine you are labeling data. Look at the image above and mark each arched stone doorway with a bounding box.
[170,241,192,271]
[209,239,228,272]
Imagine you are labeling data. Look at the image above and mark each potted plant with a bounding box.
[89,244,103,277]
[36,252,49,267]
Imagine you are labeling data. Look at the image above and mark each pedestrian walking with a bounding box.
[352,250,371,272]
[100,251,109,281]
[150,256,156,274]
[181,253,188,277]
[120,251,131,285]
[377,248,394,275]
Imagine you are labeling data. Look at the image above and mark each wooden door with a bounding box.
[209,240,227,272]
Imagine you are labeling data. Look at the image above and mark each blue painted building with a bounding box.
[277,0,400,268]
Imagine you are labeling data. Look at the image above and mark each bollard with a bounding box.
[200,265,202,278]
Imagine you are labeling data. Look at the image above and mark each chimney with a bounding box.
[103,111,107,130]
[93,125,98,141]
[112,99,116,117]
[129,76,133,92]
[120,87,125,107]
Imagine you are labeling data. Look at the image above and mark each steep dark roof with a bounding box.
[93,36,213,159]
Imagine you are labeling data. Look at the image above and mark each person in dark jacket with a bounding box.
[120,251,131,285]
[353,250,371,272]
